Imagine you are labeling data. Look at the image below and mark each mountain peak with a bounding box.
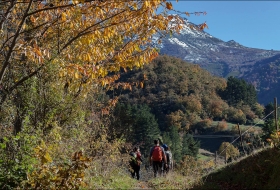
[157,23,280,77]
[226,40,242,47]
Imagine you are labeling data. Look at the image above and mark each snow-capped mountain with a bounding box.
[157,17,280,78]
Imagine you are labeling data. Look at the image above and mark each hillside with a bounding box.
[110,55,227,131]
[192,147,280,189]
[243,54,280,105]
[110,55,262,131]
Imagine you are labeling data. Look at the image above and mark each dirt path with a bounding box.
[134,181,152,189]
[133,167,154,189]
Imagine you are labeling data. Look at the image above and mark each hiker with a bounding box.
[149,139,167,177]
[129,147,143,180]
[162,144,173,173]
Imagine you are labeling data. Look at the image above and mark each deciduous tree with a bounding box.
[218,142,240,161]
[0,0,205,107]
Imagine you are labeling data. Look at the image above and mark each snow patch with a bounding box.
[168,38,188,48]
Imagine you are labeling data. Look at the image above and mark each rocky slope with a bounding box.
[156,17,280,104]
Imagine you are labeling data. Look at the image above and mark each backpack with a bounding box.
[152,146,163,161]
[166,151,172,165]
[129,152,137,166]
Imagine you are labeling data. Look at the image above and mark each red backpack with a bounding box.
[152,146,163,161]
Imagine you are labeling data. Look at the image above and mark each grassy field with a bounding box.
[211,120,263,132]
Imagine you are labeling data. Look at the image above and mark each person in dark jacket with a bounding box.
[130,147,143,180]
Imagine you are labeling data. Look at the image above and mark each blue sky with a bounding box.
[171,1,280,50]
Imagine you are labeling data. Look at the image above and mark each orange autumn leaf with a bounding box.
[166,2,173,10]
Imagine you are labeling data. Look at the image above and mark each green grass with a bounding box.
[197,153,212,161]
[147,172,199,190]
[211,120,262,132]
[87,167,135,189]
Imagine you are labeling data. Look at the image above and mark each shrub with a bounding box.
[231,124,239,134]
[0,127,40,189]
[218,142,240,161]
[215,120,228,131]
[200,118,213,128]
[26,147,91,189]
[226,107,246,124]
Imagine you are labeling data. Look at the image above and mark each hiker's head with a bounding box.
[162,144,168,151]
[133,147,139,152]
[154,139,159,145]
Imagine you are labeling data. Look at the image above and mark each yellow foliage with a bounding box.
[177,155,213,177]
[166,110,186,129]
[268,131,280,148]
[34,140,53,165]
[218,142,240,160]
[0,0,204,95]
[28,150,91,189]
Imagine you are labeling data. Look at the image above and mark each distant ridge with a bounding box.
[156,16,280,104]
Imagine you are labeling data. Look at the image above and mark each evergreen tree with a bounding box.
[262,119,275,140]
[162,132,172,147]
[220,76,257,108]
[181,133,200,158]
[163,126,182,162]
[110,103,134,141]
[261,102,280,141]
[264,102,274,120]
[111,103,160,154]
[132,104,161,154]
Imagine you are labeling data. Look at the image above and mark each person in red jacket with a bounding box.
[149,139,167,177]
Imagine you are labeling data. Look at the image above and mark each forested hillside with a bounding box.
[110,55,263,129]
[107,55,265,159]
[110,55,227,131]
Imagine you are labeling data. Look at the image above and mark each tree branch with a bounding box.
[0,0,17,30]
[0,0,32,85]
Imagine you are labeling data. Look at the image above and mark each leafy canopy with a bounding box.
[0,0,205,103]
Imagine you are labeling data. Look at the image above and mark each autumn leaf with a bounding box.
[61,12,67,22]
[42,152,52,164]
[199,22,208,30]
[74,72,80,79]
[166,2,173,10]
